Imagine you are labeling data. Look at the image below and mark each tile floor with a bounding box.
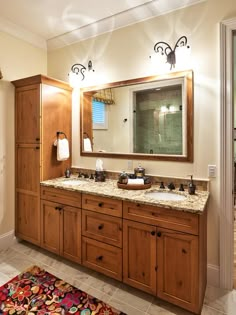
[0,240,236,315]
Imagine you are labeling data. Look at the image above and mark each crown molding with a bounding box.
[47,0,205,51]
[0,16,47,50]
[0,0,205,51]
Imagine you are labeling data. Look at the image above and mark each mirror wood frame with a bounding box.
[80,70,193,162]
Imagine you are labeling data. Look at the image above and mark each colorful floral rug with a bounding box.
[0,265,126,315]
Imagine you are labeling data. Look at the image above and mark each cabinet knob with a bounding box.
[98,202,103,207]
[35,138,40,141]
[98,224,104,230]
[96,255,103,261]
[157,231,162,237]
[35,146,40,150]
[182,248,187,254]
[150,231,156,236]
[55,206,62,211]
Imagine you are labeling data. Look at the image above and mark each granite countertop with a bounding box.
[40,176,210,214]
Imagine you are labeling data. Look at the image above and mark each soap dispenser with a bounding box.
[188,175,196,195]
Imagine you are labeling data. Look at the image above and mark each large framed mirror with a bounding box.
[80,70,193,162]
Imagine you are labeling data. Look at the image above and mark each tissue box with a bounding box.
[95,171,106,182]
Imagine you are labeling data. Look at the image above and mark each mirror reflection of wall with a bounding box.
[81,70,193,161]
[91,80,186,155]
[133,85,183,155]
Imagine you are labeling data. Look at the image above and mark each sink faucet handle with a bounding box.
[159,181,165,189]
[167,182,175,190]
[179,183,185,191]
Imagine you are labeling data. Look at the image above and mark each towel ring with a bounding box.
[56,131,67,139]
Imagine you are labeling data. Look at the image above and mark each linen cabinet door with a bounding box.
[15,144,40,245]
[156,227,199,314]
[15,84,40,144]
[62,206,81,263]
[123,219,157,295]
[41,200,61,255]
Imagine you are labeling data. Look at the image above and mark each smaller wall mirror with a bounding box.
[80,70,193,162]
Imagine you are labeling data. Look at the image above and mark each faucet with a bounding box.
[167,182,175,190]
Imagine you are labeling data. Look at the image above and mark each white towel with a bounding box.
[127,178,144,185]
[84,138,92,152]
[57,138,69,161]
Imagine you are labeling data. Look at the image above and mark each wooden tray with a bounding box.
[117,182,151,190]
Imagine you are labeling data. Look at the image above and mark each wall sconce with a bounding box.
[152,36,190,70]
[69,60,94,87]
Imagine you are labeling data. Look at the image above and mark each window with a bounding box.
[92,100,108,129]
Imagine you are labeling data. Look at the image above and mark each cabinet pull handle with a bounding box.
[55,206,63,211]
[35,146,40,150]
[157,231,162,237]
[35,138,40,141]
[98,202,103,207]
[98,224,104,230]
[150,231,156,236]
[96,255,103,261]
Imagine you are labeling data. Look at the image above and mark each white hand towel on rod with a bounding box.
[84,138,92,152]
[57,138,70,161]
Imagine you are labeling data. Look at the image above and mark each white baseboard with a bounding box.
[0,230,17,250]
[207,264,220,287]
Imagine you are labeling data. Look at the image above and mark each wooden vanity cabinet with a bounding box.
[81,193,123,280]
[12,75,72,245]
[123,201,207,314]
[40,186,82,263]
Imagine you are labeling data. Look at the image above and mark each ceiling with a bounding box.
[0,0,204,50]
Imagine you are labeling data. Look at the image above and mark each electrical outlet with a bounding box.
[208,165,216,178]
[127,160,133,171]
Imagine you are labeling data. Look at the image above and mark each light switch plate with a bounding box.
[208,165,216,178]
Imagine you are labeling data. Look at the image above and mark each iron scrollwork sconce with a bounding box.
[70,60,94,81]
[153,36,190,70]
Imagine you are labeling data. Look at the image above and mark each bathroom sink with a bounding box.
[62,179,87,186]
[145,191,186,201]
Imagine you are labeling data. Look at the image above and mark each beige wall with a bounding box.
[0,0,235,272]
[0,32,47,235]
[47,0,236,269]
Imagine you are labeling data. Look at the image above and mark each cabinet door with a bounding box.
[15,144,40,244]
[123,219,157,295]
[157,227,199,313]
[62,206,81,263]
[15,84,40,144]
[41,200,61,254]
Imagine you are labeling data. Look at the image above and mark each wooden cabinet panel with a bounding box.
[82,193,122,217]
[40,200,61,254]
[157,227,199,313]
[62,206,81,263]
[41,199,81,263]
[15,192,40,245]
[16,144,40,193]
[41,186,81,208]
[13,75,72,246]
[15,84,40,144]
[82,210,122,247]
[82,237,122,280]
[123,201,199,235]
[123,219,157,295]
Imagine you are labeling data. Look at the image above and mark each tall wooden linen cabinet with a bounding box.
[12,75,72,246]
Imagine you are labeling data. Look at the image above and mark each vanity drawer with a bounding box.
[82,193,122,217]
[82,237,122,280]
[123,201,199,235]
[41,186,81,208]
[82,210,122,247]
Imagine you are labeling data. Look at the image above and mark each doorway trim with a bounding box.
[220,18,236,289]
